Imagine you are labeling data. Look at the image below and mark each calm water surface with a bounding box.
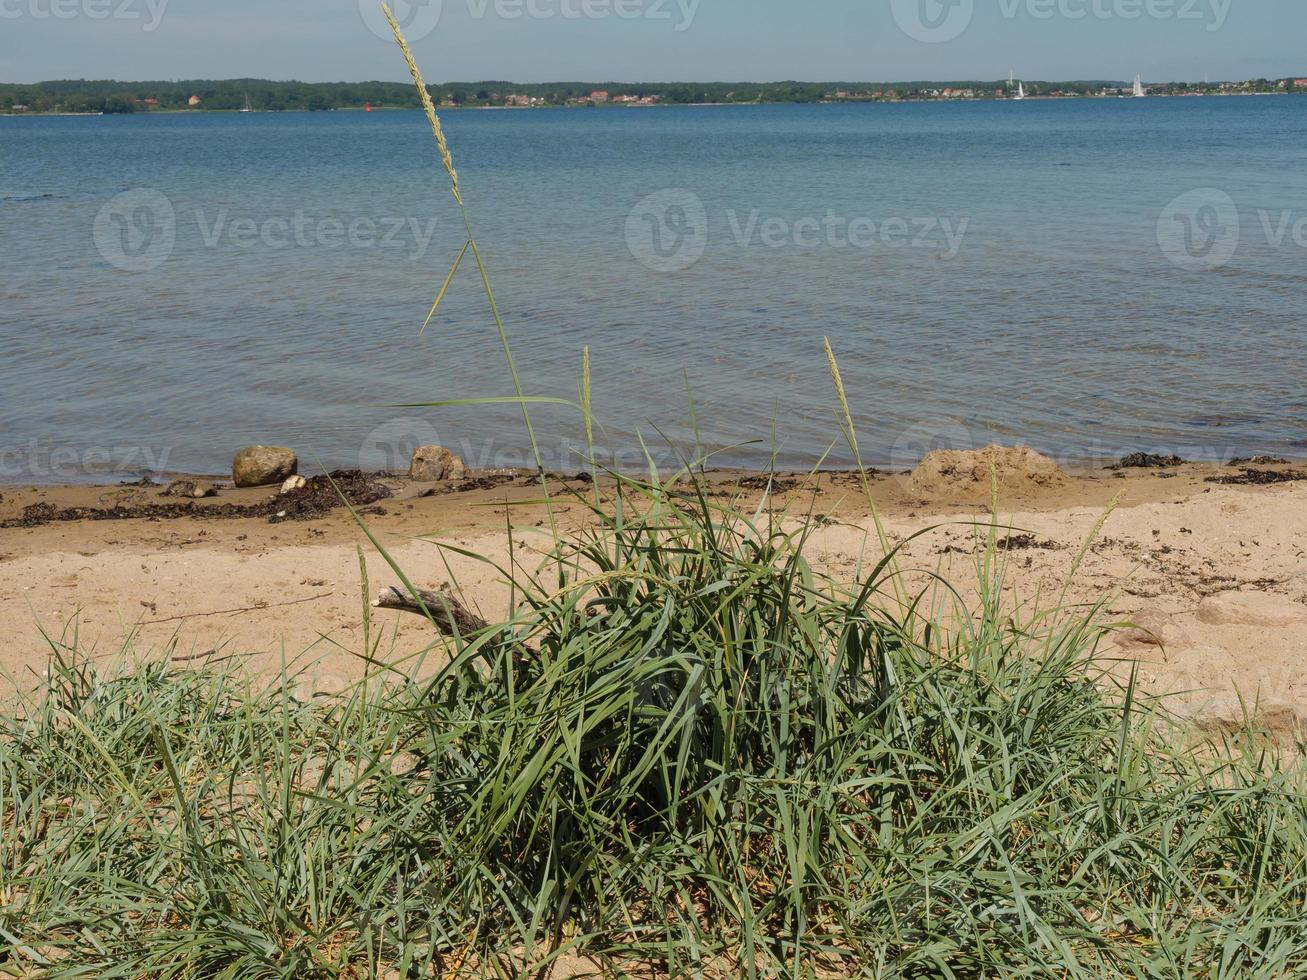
[1,99,1305,481]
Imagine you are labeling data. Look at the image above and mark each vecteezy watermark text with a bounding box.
[726,210,968,255]
[0,0,169,31]
[625,190,968,272]
[194,211,439,260]
[996,0,1231,28]
[360,417,685,474]
[93,189,441,272]
[358,0,699,42]
[891,0,1231,44]
[0,441,173,481]
[466,0,699,27]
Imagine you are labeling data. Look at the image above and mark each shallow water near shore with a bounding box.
[2,98,1305,482]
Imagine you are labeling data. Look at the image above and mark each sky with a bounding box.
[0,0,1302,84]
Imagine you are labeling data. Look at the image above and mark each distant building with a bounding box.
[11,104,28,112]
[506,94,531,107]
[1295,79,1307,89]
[188,95,202,107]
[589,90,610,103]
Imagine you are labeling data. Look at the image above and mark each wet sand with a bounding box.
[2,459,1305,733]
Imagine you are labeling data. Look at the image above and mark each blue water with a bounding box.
[2,99,1305,482]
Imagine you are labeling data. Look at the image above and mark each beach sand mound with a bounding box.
[909,444,1068,499]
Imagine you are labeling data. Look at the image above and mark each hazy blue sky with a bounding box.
[1,0,1301,84]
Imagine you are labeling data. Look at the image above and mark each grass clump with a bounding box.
[3,480,1306,977]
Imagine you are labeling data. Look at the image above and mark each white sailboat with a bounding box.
[240,93,253,113]
[1011,71,1026,101]
[1133,74,1146,98]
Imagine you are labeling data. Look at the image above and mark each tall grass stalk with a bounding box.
[383,4,555,542]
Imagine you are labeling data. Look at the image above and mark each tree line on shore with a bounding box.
[1,76,1297,114]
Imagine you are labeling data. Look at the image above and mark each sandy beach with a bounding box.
[4,452,1305,733]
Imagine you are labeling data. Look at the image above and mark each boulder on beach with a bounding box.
[410,445,468,483]
[161,480,216,500]
[1198,592,1307,629]
[908,444,1068,499]
[1114,607,1191,652]
[1185,697,1304,737]
[232,446,298,488]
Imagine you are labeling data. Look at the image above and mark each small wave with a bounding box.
[0,193,61,203]
[1186,414,1265,428]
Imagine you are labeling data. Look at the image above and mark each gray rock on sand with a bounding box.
[1197,592,1307,629]
[1114,608,1191,652]
[161,480,216,499]
[410,446,468,483]
[232,446,298,488]
[908,444,1067,498]
[1186,697,1303,736]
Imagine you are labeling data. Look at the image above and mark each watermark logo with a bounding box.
[359,0,698,39]
[890,0,975,43]
[359,417,442,472]
[1157,188,1239,271]
[93,189,176,273]
[359,0,443,41]
[94,189,444,272]
[633,650,708,728]
[625,189,709,273]
[0,0,170,31]
[886,419,980,475]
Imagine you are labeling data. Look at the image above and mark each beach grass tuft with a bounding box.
[3,485,1307,976]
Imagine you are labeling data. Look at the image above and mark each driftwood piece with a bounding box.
[372,587,489,636]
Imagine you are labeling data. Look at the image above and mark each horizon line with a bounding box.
[7,74,1306,87]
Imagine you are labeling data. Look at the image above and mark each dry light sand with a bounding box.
[2,451,1305,736]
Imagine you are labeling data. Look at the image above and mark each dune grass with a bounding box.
[4,9,1307,977]
[2,481,1306,977]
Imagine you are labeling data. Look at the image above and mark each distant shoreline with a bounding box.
[5,75,1303,116]
[4,90,1300,118]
